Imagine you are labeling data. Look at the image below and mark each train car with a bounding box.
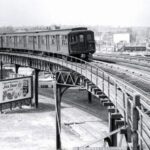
[123,46,146,52]
[0,37,1,48]
[0,27,95,60]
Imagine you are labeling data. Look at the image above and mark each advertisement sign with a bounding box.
[0,77,32,103]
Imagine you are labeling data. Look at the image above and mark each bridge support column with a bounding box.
[132,95,140,150]
[15,64,20,74]
[108,110,122,146]
[53,81,62,150]
[34,69,39,108]
[88,91,92,103]
[109,113,117,146]
[0,61,3,80]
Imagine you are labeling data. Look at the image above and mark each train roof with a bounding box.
[0,27,88,36]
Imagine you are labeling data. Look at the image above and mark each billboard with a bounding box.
[113,33,130,44]
[0,77,32,103]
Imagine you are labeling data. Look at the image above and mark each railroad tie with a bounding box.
[99,94,107,99]
[100,98,109,103]
[103,102,114,107]
[96,90,103,95]
[108,108,116,113]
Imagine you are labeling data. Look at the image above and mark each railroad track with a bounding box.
[92,60,150,91]
[94,53,150,61]
[93,54,150,68]
[89,59,150,115]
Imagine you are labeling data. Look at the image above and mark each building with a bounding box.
[113,33,130,44]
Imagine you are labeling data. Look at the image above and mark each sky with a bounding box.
[0,0,150,27]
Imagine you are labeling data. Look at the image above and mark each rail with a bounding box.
[0,51,150,148]
[94,53,150,68]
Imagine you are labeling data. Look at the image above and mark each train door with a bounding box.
[56,35,60,51]
[79,33,85,50]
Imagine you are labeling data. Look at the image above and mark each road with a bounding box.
[0,87,108,150]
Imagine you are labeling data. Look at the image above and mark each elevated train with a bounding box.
[0,27,95,60]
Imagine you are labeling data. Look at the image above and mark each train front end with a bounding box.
[68,28,95,60]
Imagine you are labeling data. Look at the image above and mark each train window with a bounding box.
[38,36,41,49]
[72,36,74,42]
[14,36,17,47]
[61,35,64,45]
[23,36,27,47]
[28,36,33,43]
[74,36,77,42]
[51,35,56,45]
[19,36,23,44]
[46,35,50,49]
[62,35,68,45]
[79,34,84,42]
[33,36,37,44]
[10,37,14,45]
[6,36,9,46]
[64,35,68,45]
[70,35,77,43]
[41,36,45,44]
[87,34,92,41]
[9,37,12,44]
[3,37,6,44]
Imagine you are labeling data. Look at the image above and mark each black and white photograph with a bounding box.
[0,0,150,149]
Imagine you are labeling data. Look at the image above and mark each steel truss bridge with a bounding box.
[0,51,150,150]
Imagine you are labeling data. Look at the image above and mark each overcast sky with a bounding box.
[0,0,150,27]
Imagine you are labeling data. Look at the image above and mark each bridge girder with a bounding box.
[0,52,149,149]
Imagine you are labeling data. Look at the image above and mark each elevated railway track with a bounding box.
[0,51,150,149]
[92,60,150,95]
[94,53,150,68]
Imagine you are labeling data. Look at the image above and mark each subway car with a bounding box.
[0,27,95,60]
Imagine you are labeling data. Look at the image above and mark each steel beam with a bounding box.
[15,64,20,74]
[132,94,140,150]
[53,81,62,150]
[34,69,39,108]
[109,112,122,146]
[88,91,92,103]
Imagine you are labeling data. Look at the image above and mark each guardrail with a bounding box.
[0,51,150,149]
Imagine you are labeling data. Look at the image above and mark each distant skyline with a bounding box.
[0,0,150,27]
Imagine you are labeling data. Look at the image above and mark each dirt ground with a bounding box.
[0,87,108,150]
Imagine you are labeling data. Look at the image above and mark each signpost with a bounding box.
[0,76,33,112]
